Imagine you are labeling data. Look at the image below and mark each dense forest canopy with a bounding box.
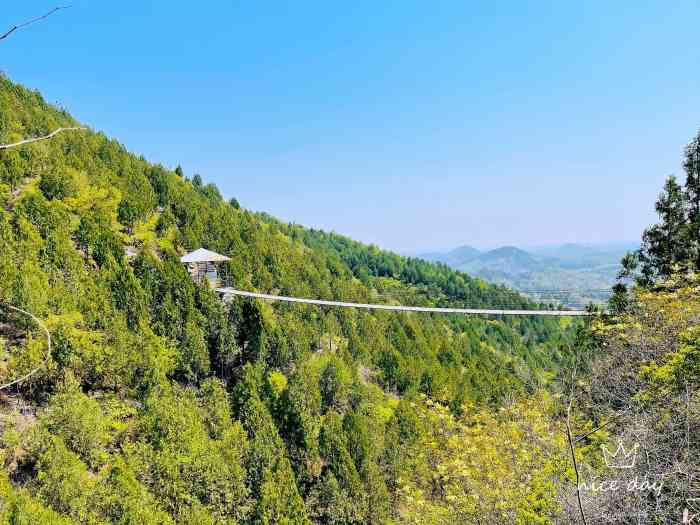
[0,76,580,524]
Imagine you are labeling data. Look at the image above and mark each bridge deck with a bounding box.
[216,288,591,316]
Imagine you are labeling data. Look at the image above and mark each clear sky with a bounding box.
[3,2,700,252]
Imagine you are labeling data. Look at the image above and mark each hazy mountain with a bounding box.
[530,242,637,270]
[420,242,638,306]
[419,245,480,266]
[458,246,556,275]
[532,243,604,260]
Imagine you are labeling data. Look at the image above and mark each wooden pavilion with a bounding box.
[180,248,231,288]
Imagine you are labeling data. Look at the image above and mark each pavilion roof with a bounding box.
[180,248,231,263]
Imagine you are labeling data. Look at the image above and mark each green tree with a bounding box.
[255,456,311,525]
[683,130,700,267]
[178,319,210,383]
[39,170,76,200]
[637,176,688,283]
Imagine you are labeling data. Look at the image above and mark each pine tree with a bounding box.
[624,131,700,287]
[683,130,700,268]
[637,176,688,283]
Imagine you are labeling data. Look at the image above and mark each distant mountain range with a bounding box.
[419,245,482,267]
[418,242,638,307]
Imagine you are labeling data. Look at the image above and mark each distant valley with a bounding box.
[418,242,638,307]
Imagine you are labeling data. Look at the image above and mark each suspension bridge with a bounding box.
[181,248,610,317]
[216,287,602,316]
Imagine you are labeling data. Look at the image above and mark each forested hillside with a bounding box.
[0,77,578,523]
[550,130,700,523]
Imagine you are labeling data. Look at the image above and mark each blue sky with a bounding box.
[3,2,700,251]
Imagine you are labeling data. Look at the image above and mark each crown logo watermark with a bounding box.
[601,440,639,469]
[578,439,663,500]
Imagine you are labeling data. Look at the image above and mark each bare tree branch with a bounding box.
[566,362,589,525]
[574,413,625,444]
[0,6,70,42]
[0,126,86,150]
[0,303,51,390]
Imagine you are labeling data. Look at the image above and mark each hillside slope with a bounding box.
[0,77,574,524]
